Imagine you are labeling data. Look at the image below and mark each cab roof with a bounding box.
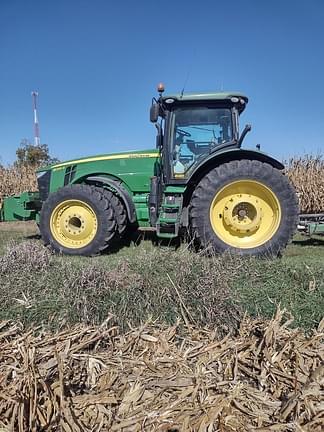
[161,92,249,113]
[162,91,248,103]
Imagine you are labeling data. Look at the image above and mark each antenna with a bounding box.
[180,49,197,98]
[31,91,41,146]
[180,70,190,98]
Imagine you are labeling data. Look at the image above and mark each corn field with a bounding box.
[0,156,323,213]
[286,155,324,213]
[0,164,37,206]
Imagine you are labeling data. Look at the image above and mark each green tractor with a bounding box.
[1,85,298,256]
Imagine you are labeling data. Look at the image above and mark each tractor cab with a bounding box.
[150,84,249,183]
[148,85,253,238]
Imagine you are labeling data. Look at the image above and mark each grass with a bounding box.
[0,222,323,333]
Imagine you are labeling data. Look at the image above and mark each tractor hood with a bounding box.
[36,149,159,172]
[36,148,160,197]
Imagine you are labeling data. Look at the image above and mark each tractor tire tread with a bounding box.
[101,189,128,236]
[39,184,117,256]
[190,159,299,257]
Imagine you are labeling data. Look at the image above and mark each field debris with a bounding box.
[0,309,323,431]
[286,154,324,213]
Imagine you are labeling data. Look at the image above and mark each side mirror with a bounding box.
[150,103,159,123]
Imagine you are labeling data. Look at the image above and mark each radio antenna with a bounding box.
[180,69,191,98]
[180,49,196,98]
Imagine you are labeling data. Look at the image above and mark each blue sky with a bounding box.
[0,0,323,165]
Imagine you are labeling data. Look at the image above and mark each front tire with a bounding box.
[39,184,116,256]
[101,189,128,237]
[190,160,299,256]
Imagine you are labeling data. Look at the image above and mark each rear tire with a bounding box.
[40,184,116,256]
[190,160,299,256]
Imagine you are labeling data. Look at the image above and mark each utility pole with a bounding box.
[31,91,41,146]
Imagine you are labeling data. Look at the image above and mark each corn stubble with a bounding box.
[0,309,323,431]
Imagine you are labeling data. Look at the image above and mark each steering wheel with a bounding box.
[176,128,191,137]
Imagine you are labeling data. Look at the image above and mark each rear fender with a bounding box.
[189,148,283,183]
[184,148,284,205]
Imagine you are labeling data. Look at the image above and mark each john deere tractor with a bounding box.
[0,85,298,256]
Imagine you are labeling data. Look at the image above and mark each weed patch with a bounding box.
[0,242,242,334]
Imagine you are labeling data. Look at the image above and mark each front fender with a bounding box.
[83,175,137,223]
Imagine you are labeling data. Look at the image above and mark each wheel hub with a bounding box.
[209,179,281,249]
[223,194,262,233]
[63,214,85,235]
[50,200,98,248]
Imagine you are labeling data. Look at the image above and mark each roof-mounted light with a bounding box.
[157,82,165,95]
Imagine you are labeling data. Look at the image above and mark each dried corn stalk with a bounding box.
[0,165,37,206]
[0,310,323,431]
[286,155,324,213]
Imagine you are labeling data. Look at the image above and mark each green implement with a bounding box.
[298,213,324,236]
[0,192,40,222]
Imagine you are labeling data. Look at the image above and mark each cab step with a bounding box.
[156,195,183,239]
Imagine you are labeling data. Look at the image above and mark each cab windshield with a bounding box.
[170,107,233,178]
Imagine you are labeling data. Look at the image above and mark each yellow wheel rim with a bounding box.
[210,180,281,249]
[50,200,98,249]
